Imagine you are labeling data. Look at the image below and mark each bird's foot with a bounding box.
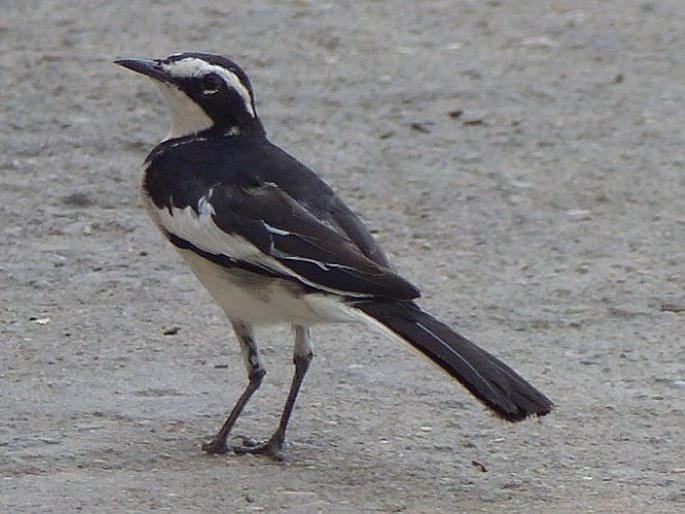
[232,435,286,461]
[202,437,231,455]
[202,434,286,460]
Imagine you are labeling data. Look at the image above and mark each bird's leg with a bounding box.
[202,321,265,455]
[234,325,313,461]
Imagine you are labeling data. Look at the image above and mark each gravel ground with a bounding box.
[1,1,684,513]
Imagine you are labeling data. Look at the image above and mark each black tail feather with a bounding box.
[354,300,553,421]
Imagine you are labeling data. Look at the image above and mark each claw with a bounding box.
[237,436,262,448]
[202,438,231,455]
[233,436,285,461]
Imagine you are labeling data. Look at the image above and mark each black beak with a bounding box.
[115,58,172,84]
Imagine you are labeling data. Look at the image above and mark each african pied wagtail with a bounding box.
[116,52,553,460]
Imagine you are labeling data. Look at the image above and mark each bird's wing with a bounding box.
[326,197,392,268]
[251,141,393,268]
[156,181,420,299]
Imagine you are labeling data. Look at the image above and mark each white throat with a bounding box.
[156,82,214,141]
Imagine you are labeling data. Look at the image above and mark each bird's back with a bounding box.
[144,134,393,269]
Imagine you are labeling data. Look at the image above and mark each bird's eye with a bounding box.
[201,74,223,95]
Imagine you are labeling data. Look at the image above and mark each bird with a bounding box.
[115,52,553,461]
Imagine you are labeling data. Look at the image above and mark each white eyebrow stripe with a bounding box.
[161,58,255,117]
[213,67,255,117]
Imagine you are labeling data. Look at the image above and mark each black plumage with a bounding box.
[117,53,553,460]
[143,136,419,298]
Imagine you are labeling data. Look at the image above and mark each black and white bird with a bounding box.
[116,52,552,460]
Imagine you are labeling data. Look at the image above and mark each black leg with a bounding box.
[234,325,313,461]
[202,321,265,455]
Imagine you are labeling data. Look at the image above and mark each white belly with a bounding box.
[177,248,357,326]
[141,187,358,326]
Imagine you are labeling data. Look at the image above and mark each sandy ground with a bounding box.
[2,1,684,512]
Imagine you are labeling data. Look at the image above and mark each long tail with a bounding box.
[353,299,553,421]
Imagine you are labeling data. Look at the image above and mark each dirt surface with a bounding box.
[2,1,684,512]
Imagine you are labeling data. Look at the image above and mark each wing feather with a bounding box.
[157,182,419,299]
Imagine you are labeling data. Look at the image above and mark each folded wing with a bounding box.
[155,181,420,300]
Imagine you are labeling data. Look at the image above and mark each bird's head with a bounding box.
[116,52,263,140]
